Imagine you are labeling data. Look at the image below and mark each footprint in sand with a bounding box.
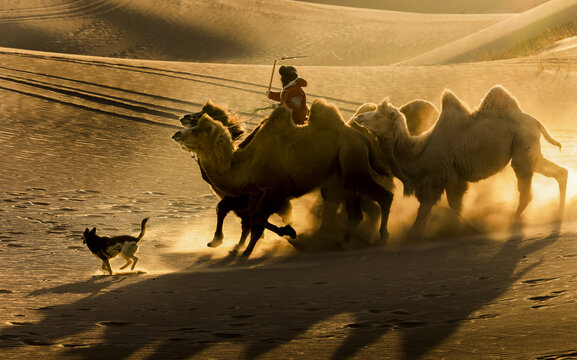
[528,290,567,302]
[393,320,429,328]
[7,243,25,248]
[345,320,388,329]
[212,332,244,339]
[230,314,254,319]
[521,278,558,285]
[22,339,54,346]
[97,321,131,327]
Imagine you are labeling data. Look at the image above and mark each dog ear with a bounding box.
[90,227,96,235]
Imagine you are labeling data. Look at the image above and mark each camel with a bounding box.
[173,99,395,257]
[179,101,294,254]
[353,85,568,235]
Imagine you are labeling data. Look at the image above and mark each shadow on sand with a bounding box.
[0,223,562,360]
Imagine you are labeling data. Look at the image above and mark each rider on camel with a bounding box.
[266,65,308,125]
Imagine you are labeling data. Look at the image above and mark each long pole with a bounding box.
[267,59,278,92]
[267,55,312,92]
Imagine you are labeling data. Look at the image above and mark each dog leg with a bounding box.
[130,256,138,270]
[119,259,132,270]
[102,259,113,275]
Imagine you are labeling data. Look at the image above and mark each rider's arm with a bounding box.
[266,90,281,102]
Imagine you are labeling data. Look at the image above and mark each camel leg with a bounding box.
[209,195,251,248]
[242,191,287,258]
[513,172,533,219]
[511,141,539,219]
[242,224,265,258]
[208,199,228,248]
[352,179,394,244]
[342,192,363,243]
[318,174,345,234]
[230,216,252,255]
[446,180,468,215]
[277,199,293,225]
[535,156,568,218]
[410,200,434,237]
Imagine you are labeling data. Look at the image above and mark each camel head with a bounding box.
[179,101,227,128]
[172,114,232,155]
[352,99,405,137]
[179,101,245,141]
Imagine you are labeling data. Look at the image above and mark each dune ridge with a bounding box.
[397,0,577,65]
[0,0,509,65]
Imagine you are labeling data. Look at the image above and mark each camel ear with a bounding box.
[377,98,389,112]
[202,101,214,113]
[377,99,396,118]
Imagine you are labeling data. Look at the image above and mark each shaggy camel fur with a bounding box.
[353,85,568,235]
[173,100,394,257]
[179,101,293,253]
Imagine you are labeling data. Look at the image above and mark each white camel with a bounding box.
[353,85,568,234]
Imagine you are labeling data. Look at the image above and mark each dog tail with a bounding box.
[136,217,150,242]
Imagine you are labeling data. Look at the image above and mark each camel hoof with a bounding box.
[281,225,297,239]
[375,235,388,246]
[207,237,223,248]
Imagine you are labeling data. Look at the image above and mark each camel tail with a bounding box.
[136,217,150,242]
[531,115,562,151]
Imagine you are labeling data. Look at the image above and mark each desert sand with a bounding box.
[1,0,577,359]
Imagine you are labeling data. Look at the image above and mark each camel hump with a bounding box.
[477,85,521,113]
[265,105,294,128]
[308,98,345,127]
[441,89,469,114]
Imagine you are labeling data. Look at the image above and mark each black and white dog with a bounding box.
[82,217,149,275]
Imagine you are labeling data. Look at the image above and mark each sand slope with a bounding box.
[397,0,577,65]
[0,0,509,65]
[296,0,550,14]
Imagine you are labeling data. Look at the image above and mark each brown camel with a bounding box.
[179,101,294,254]
[173,100,394,257]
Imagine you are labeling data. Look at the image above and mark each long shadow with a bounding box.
[0,223,562,359]
[0,83,180,129]
[0,51,364,115]
[332,226,561,360]
[0,65,202,109]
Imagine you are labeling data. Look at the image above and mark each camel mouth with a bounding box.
[351,116,367,127]
[172,131,182,141]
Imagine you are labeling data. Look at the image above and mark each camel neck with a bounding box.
[392,119,422,178]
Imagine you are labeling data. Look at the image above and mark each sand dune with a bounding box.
[297,0,550,14]
[1,0,577,359]
[397,0,577,65]
[0,0,509,65]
